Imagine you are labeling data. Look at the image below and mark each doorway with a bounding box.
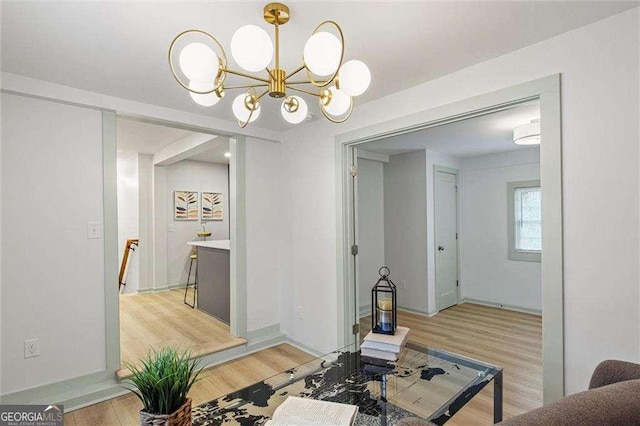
[114,117,246,373]
[339,76,563,408]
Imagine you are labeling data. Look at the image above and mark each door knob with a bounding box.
[438,245,445,251]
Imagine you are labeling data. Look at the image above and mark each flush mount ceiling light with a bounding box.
[513,119,541,145]
[169,2,371,128]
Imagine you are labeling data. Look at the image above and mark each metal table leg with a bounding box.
[380,373,387,426]
[493,370,503,424]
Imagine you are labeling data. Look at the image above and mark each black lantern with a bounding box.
[371,266,397,335]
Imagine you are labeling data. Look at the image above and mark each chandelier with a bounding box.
[169,2,371,128]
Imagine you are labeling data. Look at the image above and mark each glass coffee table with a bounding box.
[192,342,503,425]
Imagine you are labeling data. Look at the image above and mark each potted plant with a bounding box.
[124,347,203,426]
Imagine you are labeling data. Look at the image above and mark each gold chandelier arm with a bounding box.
[223,68,271,83]
[318,95,353,124]
[274,21,280,70]
[303,21,345,88]
[266,68,276,80]
[256,89,270,100]
[168,29,227,95]
[288,86,320,97]
[285,65,305,81]
[287,80,329,85]
[224,83,269,90]
[237,88,260,129]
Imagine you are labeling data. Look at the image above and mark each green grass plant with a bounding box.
[124,347,203,415]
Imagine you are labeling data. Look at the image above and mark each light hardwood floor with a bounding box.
[119,289,246,374]
[71,303,541,425]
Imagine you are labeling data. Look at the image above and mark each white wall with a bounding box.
[383,151,428,313]
[117,151,139,294]
[279,125,338,351]
[137,154,153,292]
[1,94,106,394]
[356,158,385,314]
[280,9,640,394]
[165,160,229,287]
[459,148,541,311]
[245,137,285,332]
[152,165,168,291]
[426,150,462,314]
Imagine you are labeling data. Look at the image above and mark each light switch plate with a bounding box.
[87,222,102,239]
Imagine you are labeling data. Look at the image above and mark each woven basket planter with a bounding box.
[140,398,192,426]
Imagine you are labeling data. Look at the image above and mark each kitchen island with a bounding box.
[187,240,230,323]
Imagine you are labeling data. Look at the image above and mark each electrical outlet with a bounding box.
[399,280,407,290]
[24,338,39,359]
[168,223,174,232]
[296,306,304,319]
[87,222,102,239]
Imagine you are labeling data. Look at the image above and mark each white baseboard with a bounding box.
[1,323,291,413]
[284,339,325,357]
[460,298,542,315]
[358,304,371,319]
[397,305,433,317]
[136,283,185,294]
[360,305,438,320]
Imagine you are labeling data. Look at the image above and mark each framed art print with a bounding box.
[202,192,223,221]
[175,191,198,220]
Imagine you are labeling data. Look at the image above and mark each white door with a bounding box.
[435,170,458,310]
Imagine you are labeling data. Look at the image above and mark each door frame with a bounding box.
[433,165,460,311]
[335,74,564,403]
[104,113,249,375]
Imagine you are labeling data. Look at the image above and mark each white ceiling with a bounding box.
[117,118,195,154]
[117,117,229,164]
[360,102,540,158]
[2,2,636,132]
[187,142,231,165]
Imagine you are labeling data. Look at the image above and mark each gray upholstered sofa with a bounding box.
[397,360,640,426]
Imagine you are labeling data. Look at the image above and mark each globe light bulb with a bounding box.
[281,96,308,124]
[179,43,219,82]
[338,60,371,97]
[303,32,342,77]
[188,80,223,107]
[231,25,274,72]
[232,94,261,123]
[323,86,351,116]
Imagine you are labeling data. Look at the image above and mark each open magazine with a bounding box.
[264,396,358,426]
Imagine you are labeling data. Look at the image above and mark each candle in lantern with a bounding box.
[378,298,393,332]
[378,299,393,310]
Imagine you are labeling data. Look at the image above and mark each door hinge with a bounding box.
[352,323,360,334]
[349,165,358,177]
[351,244,359,256]
[456,280,459,287]
[456,233,458,240]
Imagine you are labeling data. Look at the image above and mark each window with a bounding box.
[515,187,541,252]
[508,180,541,262]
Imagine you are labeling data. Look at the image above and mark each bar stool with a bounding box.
[184,227,212,308]
[183,247,197,308]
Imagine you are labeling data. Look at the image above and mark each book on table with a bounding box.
[362,326,410,351]
[264,396,358,426]
[360,347,400,361]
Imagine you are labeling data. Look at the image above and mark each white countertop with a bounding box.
[187,240,231,250]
